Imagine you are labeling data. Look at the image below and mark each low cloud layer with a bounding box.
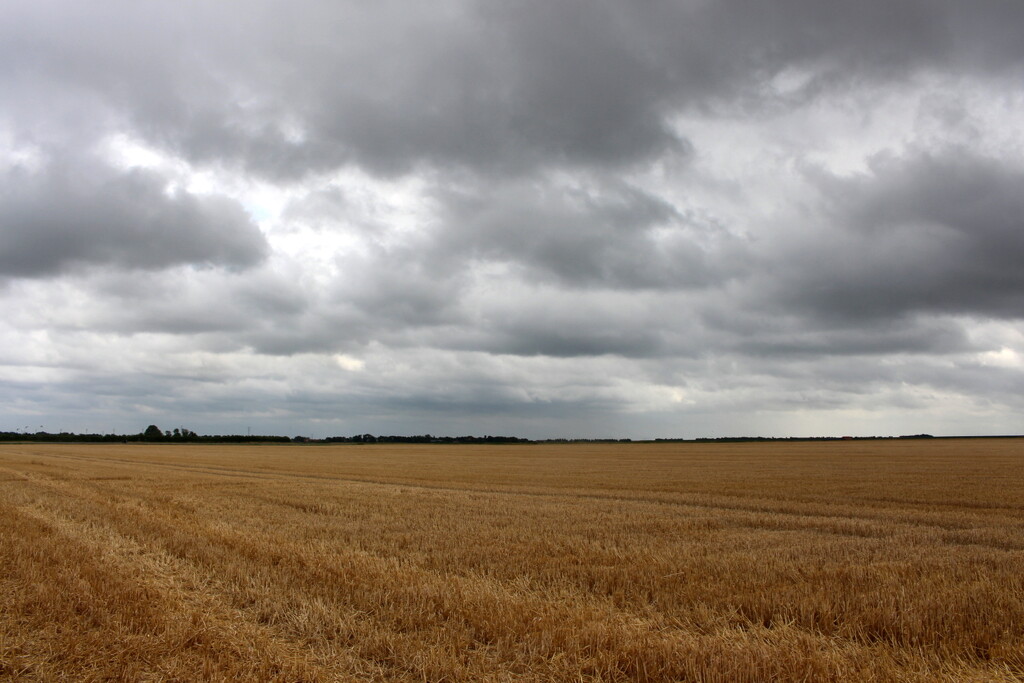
[2,1,1024,437]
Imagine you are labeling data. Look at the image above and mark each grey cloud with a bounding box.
[338,256,465,328]
[258,175,735,358]
[0,156,267,278]
[9,0,1024,182]
[698,1,1024,99]
[133,1,1024,177]
[255,177,743,360]
[483,307,666,359]
[899,360,1024,405]
[283,0,1024,176]
[731,314,971,358]
[188,0,694,177]
[200,261,463,356]
[46,249,464,358]
[79,268,307,339]
[778,149,1024,321]
[280,188,352,232]
[773,353,1024,412]
[433,179,745,290]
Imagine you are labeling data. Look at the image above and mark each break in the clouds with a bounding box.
[3,1,1024,438]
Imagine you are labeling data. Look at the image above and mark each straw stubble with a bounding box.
[1,439,1022,681]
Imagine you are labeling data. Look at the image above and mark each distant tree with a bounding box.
[143,425,163,441]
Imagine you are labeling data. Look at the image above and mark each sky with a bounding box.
[3,1,1024,439]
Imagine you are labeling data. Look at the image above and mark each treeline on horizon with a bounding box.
[0,426,953,445]
[0,425,533,444]
[0,429,535,445]
[0,426,291,444]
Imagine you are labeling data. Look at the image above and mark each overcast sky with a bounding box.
[3,1,1024,438]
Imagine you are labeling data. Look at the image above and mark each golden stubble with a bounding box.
[1,439,1022,681]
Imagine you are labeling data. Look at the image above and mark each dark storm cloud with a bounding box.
[8,0,1024,182]
[187,0,1024,178]
[135,2,1024,177]
[479,296,669,358]
[0,157,267,278]
[776,149,1024,322]
[432,179,745,289]
[169,0,694,177]
[730,314,970,358]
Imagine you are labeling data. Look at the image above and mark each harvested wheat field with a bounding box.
[1,440,1023,682]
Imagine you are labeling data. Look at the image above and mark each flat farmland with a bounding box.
[1,440,1023,682]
